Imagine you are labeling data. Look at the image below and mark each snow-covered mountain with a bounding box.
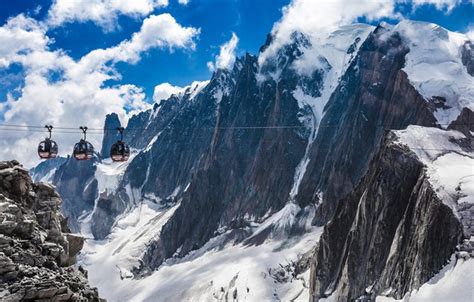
[32,20,473,301]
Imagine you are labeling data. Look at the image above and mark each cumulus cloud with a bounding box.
[0,14,199,167]
[153,82,183,104]
[79,13,199,70]
[207,32,239,72]
[47,0,169,31]
[178,0,190,5]
[0,15,49,67]
[411,0,461,11]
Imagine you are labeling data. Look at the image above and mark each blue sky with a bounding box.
[0,0,291,99]
[0,0,472,167]
[0,0,472,101]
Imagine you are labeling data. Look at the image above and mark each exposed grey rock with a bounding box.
[52,156,99,232]
[461,41,474,76]
[308,134,463,301]
[90,191,129,240]
[448,107,474,140]
[0,160,103,301]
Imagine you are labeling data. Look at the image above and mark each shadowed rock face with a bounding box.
[101,113,121,159]
[309,135,463,301]
[30,156,68,182]
[52,156,99,232]
[0,160,102,301]
[462,41,474,76]
[295,26,437,224]
[90,79,219,240]
[136,52,314,273]
[448,107,474,139]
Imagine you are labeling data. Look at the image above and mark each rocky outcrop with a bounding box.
[448,107,474,139]
[308,134,463,301]
[90,191,129,240]
[462,41,474,76]
[0,160,102,301]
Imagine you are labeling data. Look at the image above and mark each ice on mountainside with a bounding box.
[95,157,134,195]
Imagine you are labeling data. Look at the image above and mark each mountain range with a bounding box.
[31,19,474,301]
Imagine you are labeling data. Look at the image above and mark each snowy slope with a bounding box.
[393,20,473,125]
[79,202,322,302]
[95,156,136,195]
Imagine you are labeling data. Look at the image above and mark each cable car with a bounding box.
[73,126,94,160]
[110,127,130,162]
[38,125,58,159]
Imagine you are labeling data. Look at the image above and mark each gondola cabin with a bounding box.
[73,140,94,160]
[38,125,58,159]
[73,126,94,160]
[110,141,130,162]
[110,127,130,162]
[38,139,58,159]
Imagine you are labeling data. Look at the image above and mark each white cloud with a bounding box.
[0,14,199,167]
[207,32,239,71]
[79,13,200,71]
[47,0,169,31]
[153,82,183,104]
[178,0,190,5]
[411,0,461,11]
[0,15,49,67]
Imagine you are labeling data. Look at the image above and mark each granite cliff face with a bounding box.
[0,161,102,301]
[308,133,466,301]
